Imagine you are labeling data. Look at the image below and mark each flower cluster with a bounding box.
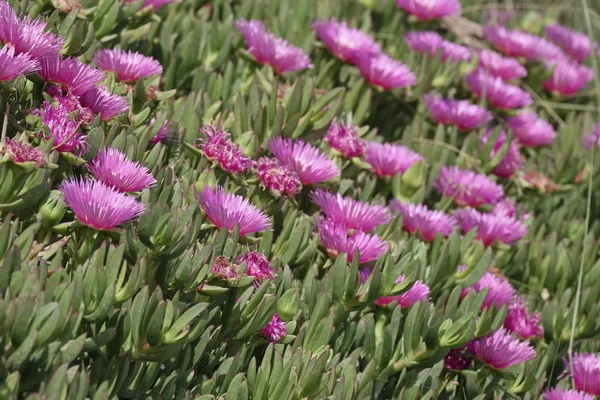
[323,120,365,158]
[197,125,254,173]
[390,200,456,241]
[423,94,492,132]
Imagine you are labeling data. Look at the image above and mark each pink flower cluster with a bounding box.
[405,31,472,63]
[197,125,254,174]
[324,121,365,158]
[423,94,492,132]
[395,0,461,20]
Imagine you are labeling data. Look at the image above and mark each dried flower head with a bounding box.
[260,314,287,343]
[79,85,129,121]
[199,185,271,236]
[504,298,544,340]
[466,69,532,110]
[423,94,492,131]
[238,251,275,283]
[255,157,302,197]
[93,49,163,82]
[211,256,240,281]
[455,208,528,246]
[324,120,365,158]
[355,53,416,90]
[545,24,591,63]
[433,166,504,207]
[39,56,105,96]
[312,19,380,64]
[316,218,388,264]
[477,49,527,81]
[88,148,156,193]
[59,177,145,230]
[268,137,339,184]
[467,328,536,369]
[507,112,556,147]
[365,141,423,178]
[390,200,456,241]
[311,189,390,232]
[198,125,254,173]
[395,0,461,20]
[0,139,46,167]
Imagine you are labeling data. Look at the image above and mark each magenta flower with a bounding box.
[149,118,171,144]
[534,38,570,64]
[442,42,472,63]
[483,25,542,60]
[59,178,145,231]
[543,60,594,96]
[316,218,388,264]
[93,49,163,82]
[466,69,532,110]
[324,120,365,158]
[582,124,600,151]
[238,251,275,283]
[312,19,380,64]
[444,348,472,371]
[355,53,416,90]
[260,314,287,343]
[45,86,93,124]
[0,46,39,81]
[395,0,461,20]
[365,142,423,178]
[0,139,46,167]
[373,275,430,307]
[455,208,528,246]
[311,189,390,232]
[236,19,312,74]
[477,49,527,81]
[88,148,156,193]
[545,388,594,400]
[506,112,555,148]
[390,200,456,241]
[460,269,516,309]
[546,24,591,63]
[492,198,531,221]
[0,15,64,60]
[197,125,254,174]
[405,31,444,57]
[568,353,600,396]
[481,130,524,179]
[79,85,129,121]
[433,166,504,207]
[39,56,105,96]
[199,185,271,236]
[422,94,492,131]
[34,99,88,155]
[504,298,544,340]
[125,0,180,11]
[268,137,339,184]
[467,328,536,369]
[255,157,302,197]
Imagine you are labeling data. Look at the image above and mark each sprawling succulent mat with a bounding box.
[0,0,600,398]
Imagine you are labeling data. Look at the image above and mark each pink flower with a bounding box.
[34,99,88,155]
[365,142,423,178]
[582,124,600,150]
[0,13,64,59]
[444,348,472,371]
[455,208,528,246]
[568,353,600,396]
[255,157,302,197]
[405,31,444,57]
[311,189,390,232]
[483,25,542,60]
[390,200,456,241]
[39,56,105,96]
[504,298,544,340]
[59,177,145,231]
[93,49,163,82]
[199,185,271,236]
[149,118,171,144]
[373,275,430,307]
[260,314,287,343]
[316,218,388,264]
[545,388,594,400]
[433,166,504,207]
[88,148,156,193]
[534,38,570,64]
[492,198,531,221]
[197,125,254,174]
[546,24,591,63]
[460,269,516,309]
[236,19,312,74]
[355,53,416,90]
[466,69,532,110]
[423,94,492,131]
[395,0,461,20]
[477,49,527,81]
[324,120,365,158]
[505,112,555,148]
[268,137,339,184]
[312,19,380,64]
[441,41,472,63]
[237,251,275,283]
[467,328,536,369]
[79,85,129,121]
[0,139,46,167]
[0,46,39,81]
[481,130,524,179]
[543,60,594,96]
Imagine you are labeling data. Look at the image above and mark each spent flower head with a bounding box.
[324,120,365,158]
[197,125,254,173]
[255,157,302,197]
[260,314,287,343]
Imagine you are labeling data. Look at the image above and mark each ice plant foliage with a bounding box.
[504,298,544,340]
[0,46,39,81]
[236,19,312,74]
[373,275,430,308]
[79,85,129,121]
[316,218,388,264]
[88,148,156,193]
[466,69,532,110]
[476,49,527,81]
[355,53,416,90]
[481,130,524,179]
[311,189,390,232]
[198,125,254,173]
[507,112,556,147]
[545,389,594,400]
[422,94,492,131]
[568,353,600,396]
[93,49,163,82]
[395,0,461,20]
[199,185,271,236]
[59,178,145,231]
[545,24,591,63]
[390,200,456,241]
[39,56,105,96]
[312,19,380,64]
[255,157,302,197]
[365,142,423,177]
[323,120,365,158]
[268,137,339,184]
[433,166,504,207]
[455,208,528,246]
[467,328,536,369]
[260,314,287,343]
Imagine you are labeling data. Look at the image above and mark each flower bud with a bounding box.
[39,190,66,227]
[277,289,300,321]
